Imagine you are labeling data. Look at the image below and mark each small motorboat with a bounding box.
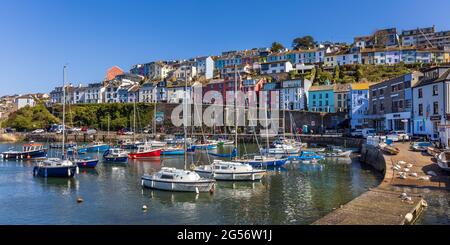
[72,157,99,168]
[189,142,218,151]
[410,142,434,152]
[33,158,78,178]
[289,151,325,162]
[128,144,162,159]
[194,160,266,181]
[161,147,185,156]
[236,155,288,168]
[146,140,167,148]
[103,148,129,163]
[49,143,77,149]
[322,149,352,158]
[261,144,301,155]
[120,139,143,149]
[86,142,110,153]
[141,167,216,192]
[436,152,450,172]
[67,146,87,156]
[1,143,47,160]
[378,142,400,155]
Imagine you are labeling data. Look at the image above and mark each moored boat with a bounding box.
[1,143,47,160]
[141,167,216,192]
[128,144,162,159]
[194,160,266,181]
[161,147,185,155]
[379,142,400,155]
[103,148,129,163]
[410,142,434,152]
[86,142,110,153]
[33,158,78,178]
[72,157,99,168]
[236,155,288,168]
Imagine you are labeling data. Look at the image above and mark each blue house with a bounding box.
[308,84,335,112]
[349,83,370,130]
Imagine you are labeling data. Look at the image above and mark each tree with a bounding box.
[292,36,317,50]
[270,42,285,52]
[333,65,340,82]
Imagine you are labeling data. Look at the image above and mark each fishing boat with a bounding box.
[236,155,288,168]
[437,152,450,172]
[33,158,78,178]
[161,147,185,155]
[72,156,99,168]
[128,143,162,159]
[141,167,216,192]
[290,151,325,161]
[378,142,400,155]
[410,142,433,152]
[103,148,129,163]
[32,65,78,178]
[1,143,47,160]
[194,160,266,181]
[86,142,110,153]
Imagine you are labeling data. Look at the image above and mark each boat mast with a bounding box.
[153,84,157,138]
[62,65,67,158]
[234,65,238,153]
[133,94,137,142]
[183,70,188,170]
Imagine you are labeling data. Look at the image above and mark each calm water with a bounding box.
[0,143,384,225]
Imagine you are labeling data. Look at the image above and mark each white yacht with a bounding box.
[141,167,216,192]
[194,160,266,181]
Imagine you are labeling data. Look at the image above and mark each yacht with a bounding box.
[195,160,266,181]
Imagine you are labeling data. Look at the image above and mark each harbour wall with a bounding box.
[359,144,386,173]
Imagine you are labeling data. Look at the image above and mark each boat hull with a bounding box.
[104,156,128,163]
[161,149,185,155]
[129,149,162,159]
[86,145,110,153]
[33,165,77,178]
[237,158,287,168]
[74,159,99,168]
[141,176,215,192]
[195,170,266,181]
[1,149,47,160]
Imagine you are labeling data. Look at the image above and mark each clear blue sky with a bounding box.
[1,0,449,96]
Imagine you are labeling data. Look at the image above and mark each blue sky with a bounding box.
[1,0,449,96]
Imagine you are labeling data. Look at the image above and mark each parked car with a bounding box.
[386,131,410,142]
[351,129,363,137]
[362,128,376,138]
[31,129,45,134]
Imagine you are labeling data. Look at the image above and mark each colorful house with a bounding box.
[308,84,335,112]
[349,83,370,130]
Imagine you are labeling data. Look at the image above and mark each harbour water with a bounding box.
[0,143,384,224]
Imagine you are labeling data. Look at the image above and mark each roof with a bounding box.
[333,83,350,92]
[414,67,450,88]
[309,84,334,92]
[106,66,125,81]
[350,83,370,90]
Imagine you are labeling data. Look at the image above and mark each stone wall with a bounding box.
[360,144,386,173]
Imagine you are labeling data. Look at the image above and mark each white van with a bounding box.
[362,128,376,138]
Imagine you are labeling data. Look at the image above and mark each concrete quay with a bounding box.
[314,142,449,225]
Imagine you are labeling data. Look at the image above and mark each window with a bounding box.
[379,89,384,95]
[418,88,423,98]
[313,94,316,99]
[325,93,329,99]
[433,102,439,115]
[433,85,438,96]
[418,104,423,116]
[373,104,377,114]
[380,102,384,111]
[372,90,377,96]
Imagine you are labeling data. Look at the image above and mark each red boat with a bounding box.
[128,144,161,159]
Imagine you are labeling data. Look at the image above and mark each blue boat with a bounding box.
[1,143,47,160]
[103,148,128,163]
[161,147,185,155]
[288,151,325,161]
[190,143,217,151]
[72,157,99,168]
[33,158,78,178]
[86,142,110,153]
[208,148,238,159]
[237,156,288,168]
[67,147,88,156]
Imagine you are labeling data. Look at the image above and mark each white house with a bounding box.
[15,95,36,109]
[279,79,312,110]
[84,83,105,104]
[194,56,214,79]
[139,82,157,103]
[260,61,293,74]
[173,65,197,82]
[412,66,450,144]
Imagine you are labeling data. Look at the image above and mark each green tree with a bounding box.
[333,65,340,82]
[292,36,317,50]
[270,42,285,52]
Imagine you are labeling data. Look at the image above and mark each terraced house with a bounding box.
[308,84,335,112]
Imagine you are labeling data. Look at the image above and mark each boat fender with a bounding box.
[142,205,148,211]
[141,180,144,186]
[76,166,79,175]
[27,155,31,159]
[195,187,199,194]
[77,197,84,203]
[68,169,71,177]
[209,185,215,195]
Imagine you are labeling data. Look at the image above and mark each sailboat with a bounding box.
[33,65,78,178]
[142,73,215,192]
